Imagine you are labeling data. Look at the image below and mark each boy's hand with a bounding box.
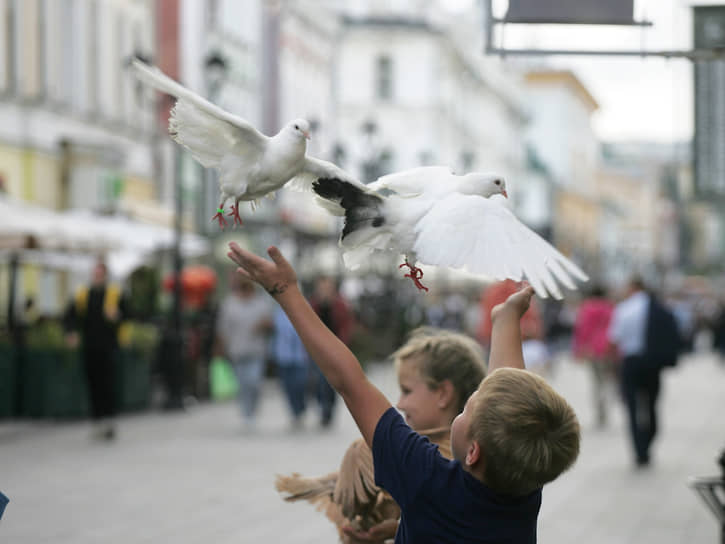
[491,283,535,323]
[227,243,297,298]
[342,519,399,541]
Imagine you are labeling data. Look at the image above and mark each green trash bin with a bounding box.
[23,348,89,419]
[117,349,151,412]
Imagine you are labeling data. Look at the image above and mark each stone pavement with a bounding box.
[1,351,723,543]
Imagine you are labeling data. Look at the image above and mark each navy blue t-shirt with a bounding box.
[373,407,542,544]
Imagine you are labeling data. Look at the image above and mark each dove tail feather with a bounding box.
[312,177,385,240]
[275,472,337,504]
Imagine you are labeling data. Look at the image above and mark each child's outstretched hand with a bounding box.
[227,243,297,298]
[491,283,535,323]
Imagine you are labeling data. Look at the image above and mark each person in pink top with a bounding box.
[572,284,615,428]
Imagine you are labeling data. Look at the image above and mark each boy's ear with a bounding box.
[437,379,455,409]
[465,440,481,467]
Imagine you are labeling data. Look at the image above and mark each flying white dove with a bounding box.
[132,59,355,229]
[312,166,589,299]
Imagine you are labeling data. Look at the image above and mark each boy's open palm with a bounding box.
[227,243,296,297]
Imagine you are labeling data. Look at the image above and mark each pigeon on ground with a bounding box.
[131,59,355,228]
[312,166,588,299]
[275,427,451,543]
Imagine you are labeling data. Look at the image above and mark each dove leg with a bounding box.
[227,198,243,227]
[399,260,429,292]
[211,198,229,229]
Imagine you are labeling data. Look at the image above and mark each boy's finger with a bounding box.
[267,246,287,266]
[228,242,257,266]
[235,267,252,280]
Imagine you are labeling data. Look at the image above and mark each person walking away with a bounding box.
[607,276,659,467]
[64,259,127,440]
[215,276,272,430]
[308,276,354,427]
[271,305,310,429]
[572,284,615,428]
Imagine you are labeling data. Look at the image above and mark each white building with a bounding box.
[333,8,528,183]
[0,0,160,315]
[523,70,600,195]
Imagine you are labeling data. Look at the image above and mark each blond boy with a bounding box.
[228,243,580,543]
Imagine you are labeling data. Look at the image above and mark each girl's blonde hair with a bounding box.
[470,368,580,496]
[393,327,486,414]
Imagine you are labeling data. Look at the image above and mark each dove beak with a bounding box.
[303,131,311,140]
[501,189,508,198]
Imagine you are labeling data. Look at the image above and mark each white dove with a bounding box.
[312,166,589,299]
[132,59,355,228]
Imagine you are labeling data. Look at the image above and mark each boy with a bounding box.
[227,243,580,543]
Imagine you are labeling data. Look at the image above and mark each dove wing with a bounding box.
[132,60,268,169]
[412,194,589,299]
[287,156,362,192]
[367,166,455,196]
[333,438,380,520]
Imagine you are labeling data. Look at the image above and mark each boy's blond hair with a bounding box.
[470,368,580,496]
[393,327,486,414]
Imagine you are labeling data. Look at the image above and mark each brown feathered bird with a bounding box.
[275,427,451,543]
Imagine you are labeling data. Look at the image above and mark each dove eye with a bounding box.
[495,180,501,185]
[294,124,299,130]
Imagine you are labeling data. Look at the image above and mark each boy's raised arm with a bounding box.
[227,243,391,447]
[487,285,535,373]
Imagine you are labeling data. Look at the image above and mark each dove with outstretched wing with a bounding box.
[312,166,588,299]
[132,59,355,228]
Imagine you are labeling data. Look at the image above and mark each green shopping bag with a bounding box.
[209,357,238,400]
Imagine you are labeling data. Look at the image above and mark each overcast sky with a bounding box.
[444,0,720,143]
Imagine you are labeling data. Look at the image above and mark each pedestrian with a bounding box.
[215,275,272,430]
[572,284,615,428]
[607,276,659,467]
[228,243,580,543]
[308,276,354,427]
[271,305,310,429]
[64,259,127,440]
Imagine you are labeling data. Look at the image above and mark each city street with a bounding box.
[1,351,724,544]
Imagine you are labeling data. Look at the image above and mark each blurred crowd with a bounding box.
[3,259,725,437]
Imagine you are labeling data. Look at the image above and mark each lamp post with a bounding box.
[130,51,186,409]
[200,51,228,234]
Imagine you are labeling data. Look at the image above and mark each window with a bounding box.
[376,54,392,101]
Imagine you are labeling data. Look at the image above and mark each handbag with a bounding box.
[209,356,238,400]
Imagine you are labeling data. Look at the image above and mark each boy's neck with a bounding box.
[460,457,487,483]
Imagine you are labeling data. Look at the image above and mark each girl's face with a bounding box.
[396,358,448,431]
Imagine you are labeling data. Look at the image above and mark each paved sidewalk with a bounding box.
[1,351,723,543]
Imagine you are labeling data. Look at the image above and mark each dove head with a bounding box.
[284,118,311,140]
[459,173,508,199]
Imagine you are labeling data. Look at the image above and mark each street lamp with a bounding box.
[129,50,185,410]
[200,51,228,234]
[204,50,227,101]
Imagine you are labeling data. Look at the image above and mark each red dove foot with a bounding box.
[211,209,228,229]
[227,205,243,227]
[399,261,428,292]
